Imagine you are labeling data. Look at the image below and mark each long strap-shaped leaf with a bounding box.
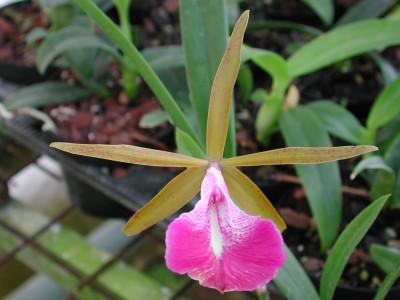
[221,146,377,167]
[222,166,286,232]
[300,0,333,26]
[4,82,91,110]
[367,76,400,131]
[320,195,389,300]
[280,107,344,251]
[36,26,125,74]
[180,0,229,147]
[274,244,320,300]
[288,19,400,78]
[371,244,400,273]
[123,167,206,235]
[374,260,400,300]
[206,10,249,160]
[50,143,208,167]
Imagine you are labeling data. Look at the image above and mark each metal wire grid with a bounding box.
[0,141,196,299]
[0,140,260,300]
[0,208,180,300]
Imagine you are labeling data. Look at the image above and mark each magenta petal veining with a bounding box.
[165,164,286,292]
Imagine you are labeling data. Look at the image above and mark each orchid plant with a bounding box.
[50,11,377,293]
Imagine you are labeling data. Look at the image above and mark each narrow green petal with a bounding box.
[123,167,206,235]
[222,166,286,232]
[221,146,378,167]
[50,142,208,167]
[206,10,249,161]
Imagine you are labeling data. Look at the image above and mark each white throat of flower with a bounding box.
[208,164,224,259]
[210,203,223,259]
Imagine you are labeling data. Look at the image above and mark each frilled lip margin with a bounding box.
[165,164,286,293]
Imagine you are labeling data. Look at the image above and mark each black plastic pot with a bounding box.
[309,272,400,300]
[0,60,59,85]
[333,283,400,300]
[3,114,180,224]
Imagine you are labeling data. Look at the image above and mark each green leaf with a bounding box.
[371,244,400,273]
[155,68,196,126]
[391,174,400,208]
[237,64,253,103]
[26,27,48,44]
[175,128,206,159]
[242,45,290,99]
[335,0,397,27]
[4,82,91,110]
[369,52,398,86]
[376,114,400,150]
[386,4,400,19]
[274,244,320,300]
[48,2,75,30]
[139,110,170,129]
[381,130,400,207]
[255,99,281,144]
[69,14,94,28]
[36,26,125,74]
[300,0,334,25]
[374,262,400,300]
[66,47,100,78]
[227,0,240,28]
[251,90,281,143]
[376,115,400,153]
[141,45,185,71]
[246,21,323,36]
[240,46,291,144]
[308,100,366,144]
[367,76,400,130]
[73,0,200,147]
[38,0,72,8]
[372,245,400,300]
[320,195,389,300]
[280,106,342,251]
[180,0,236,158]
[351,156,395,202]
[65,49,112,96]
[288,19,400,78]
[372,170,396,203]
[250,88,269,103]
[113,0,133,41]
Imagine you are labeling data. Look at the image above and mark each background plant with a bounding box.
[32,0,139,98]
[235,1,400,252]
[309,76,400,207]
[1,0,188,129]
[275,195,391,300]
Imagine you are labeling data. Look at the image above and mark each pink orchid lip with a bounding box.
[165,164,286,292]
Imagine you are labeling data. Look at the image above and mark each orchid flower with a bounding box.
[51,11,377,293]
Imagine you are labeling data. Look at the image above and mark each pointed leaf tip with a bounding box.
[206,10,249,161]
